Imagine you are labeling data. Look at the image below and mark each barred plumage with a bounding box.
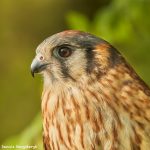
[31,30,150,150]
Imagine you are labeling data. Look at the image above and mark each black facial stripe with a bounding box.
[52,44,76,81]
[85,46,103,79]
[108,45,122,68]
[59,59,69,77]
[59,59,76,81]
[85,46,95,73]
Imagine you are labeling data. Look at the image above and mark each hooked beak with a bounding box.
[31,58,48,77]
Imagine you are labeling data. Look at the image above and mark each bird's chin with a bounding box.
[43,71,57,84]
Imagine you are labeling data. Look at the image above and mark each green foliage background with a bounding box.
[0,0,150,149]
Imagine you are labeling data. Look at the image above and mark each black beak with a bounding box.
[31,58,47,77]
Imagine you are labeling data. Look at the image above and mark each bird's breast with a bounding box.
[41,84,124,150]
[41,68,150,150]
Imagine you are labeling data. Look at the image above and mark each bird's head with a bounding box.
[31,30,121,86]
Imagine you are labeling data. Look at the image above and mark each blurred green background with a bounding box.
[0,0,150,149]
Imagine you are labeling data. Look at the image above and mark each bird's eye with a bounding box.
[57,47,72,58]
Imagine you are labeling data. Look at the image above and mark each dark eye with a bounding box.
[57,47,72,58]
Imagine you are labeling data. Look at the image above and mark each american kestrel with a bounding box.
[31,30,150,150]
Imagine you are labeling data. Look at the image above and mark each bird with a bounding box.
[31,30,150,150]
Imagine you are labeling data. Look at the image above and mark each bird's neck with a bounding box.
[41,64,149,149]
